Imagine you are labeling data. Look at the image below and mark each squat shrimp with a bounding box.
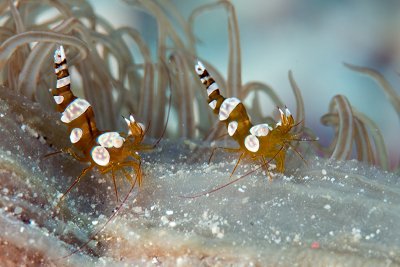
[186,61,303,197]
[50,45,149,206]
[49,45,170,258]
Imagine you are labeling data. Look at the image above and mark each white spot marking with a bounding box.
[70,128,83,143]
[138,122,145,131]
[97,132,125,148]
[53,95,64,104]
[54,45,66,64]
[125,114,145,135]
[195,61,206,75]
[61,98,90,123]
[228,121,238,136]
[285,107,291,116]
[244,135,260,152]
[219,97,241,121]
[91,146,110,166]
[208,100,217,110]
[278,107,286,122]
[207,82,219,96]
[124,117,130,125]
[250,124,270,137]
[200,76,211,84]
[113,138,124,148]
[54,63,68,74]
[56,76,70,88]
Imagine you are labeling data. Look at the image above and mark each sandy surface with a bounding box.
[1,88,399,266]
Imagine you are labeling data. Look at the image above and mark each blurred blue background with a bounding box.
[89,0,400,167]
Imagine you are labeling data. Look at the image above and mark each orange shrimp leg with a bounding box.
[208,146,241,164]
[180,146,286,199]
[111,167,119,202]
[55,164,95,211]
[261,156,273,180]
[61,162,141,259]
[118,160,142,186]
[121,167,134,186]
[43,147,87,162]
[230,152,245,177]
[43,150,63,159]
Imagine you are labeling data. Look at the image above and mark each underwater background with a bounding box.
[89,0,400,166]
[0,0,400,266]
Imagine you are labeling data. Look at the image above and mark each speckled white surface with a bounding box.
[0,88,399,266]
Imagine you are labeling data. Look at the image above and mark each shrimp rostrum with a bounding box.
[195,60,299,176]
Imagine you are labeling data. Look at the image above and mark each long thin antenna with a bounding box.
[287,142,308,166]
[180,146,285,199]
[55,163,141,260]
[152,93,172,148]
[152,58,173,148]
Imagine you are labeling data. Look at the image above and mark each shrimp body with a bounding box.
[51,46,145,202]
[195,61,296,172]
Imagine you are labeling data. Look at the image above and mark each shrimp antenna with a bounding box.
[55,163,141,260]
[152,93,172,148]
[286,142,308,166]
[289,137,319,142]
[152,58,173,148]
[180,146,285,199]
